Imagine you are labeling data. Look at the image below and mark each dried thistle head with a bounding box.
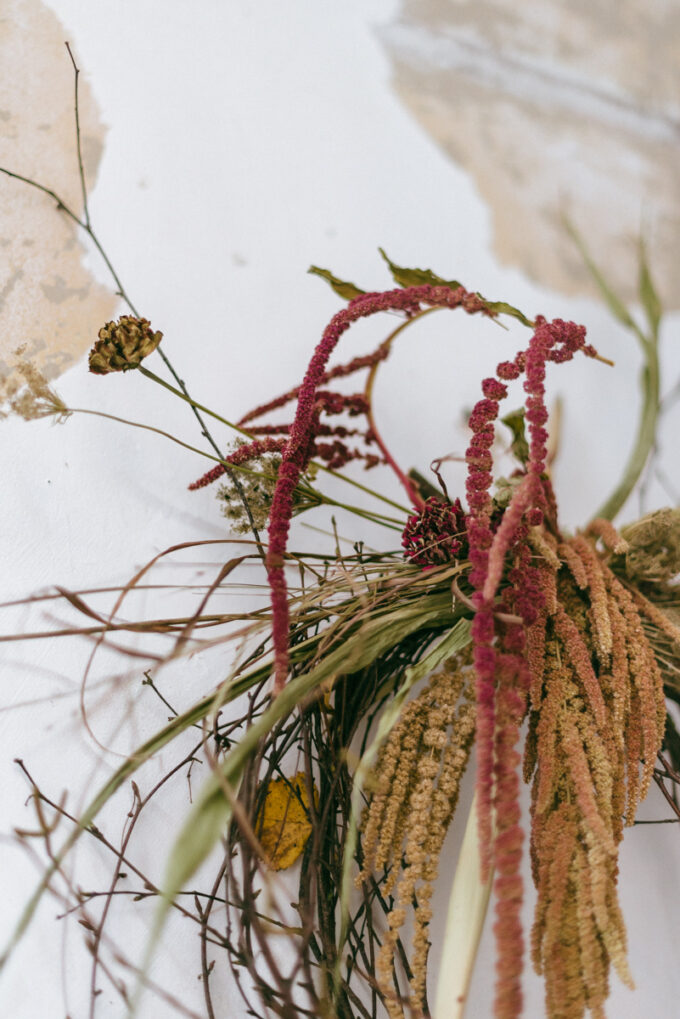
[0,347,70,422]
[88,315,162,374]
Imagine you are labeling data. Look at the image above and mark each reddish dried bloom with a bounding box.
[189,463,229,491]
[468,397,502,433]
[402,497,467,567]
[497,360,522,381]
[492,661,532,1019]
[585,517,629,555]
[526,507,544,527]
[524,317,589,479]
[571,535,613,659]
[482,476,534,602]
[553,603,607,731]
[559,541,589,590]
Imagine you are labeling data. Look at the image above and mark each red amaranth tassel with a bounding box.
[463,316,599,1019]
[267,284,492,692]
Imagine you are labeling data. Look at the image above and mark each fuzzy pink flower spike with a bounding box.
[464,316,597,1019]
[267,284,492,693]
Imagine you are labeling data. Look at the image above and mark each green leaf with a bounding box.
[308,265,365,301]
[378,249,533,328]
[638,239,662,340]
[500,407,529,464]
[378,247,462,290]
[480,299,534,329]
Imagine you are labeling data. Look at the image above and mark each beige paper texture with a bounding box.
[0,0,116,386]
[381,1,680,306]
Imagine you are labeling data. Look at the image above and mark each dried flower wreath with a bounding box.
[1,48,679,1019]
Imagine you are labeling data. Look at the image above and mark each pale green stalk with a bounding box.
[333,619,471,1009]
[565,225,663,522]
[594,337,660,521]
[433,791,493,1019]
[71,408,222,463]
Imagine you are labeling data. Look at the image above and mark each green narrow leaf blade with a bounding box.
[563,217,640,333]
[638,239,662,339]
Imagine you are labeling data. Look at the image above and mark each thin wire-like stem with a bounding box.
[363,308,440,510]
[70,408,222,463]
[1,45,266,558]
[65,43,90,230]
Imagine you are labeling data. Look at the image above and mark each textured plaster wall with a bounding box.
[0,0,116,388]
[381,1,680,307]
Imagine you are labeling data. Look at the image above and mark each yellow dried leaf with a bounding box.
[257,772,315,871]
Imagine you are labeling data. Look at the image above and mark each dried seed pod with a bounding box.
[88,315,162,374]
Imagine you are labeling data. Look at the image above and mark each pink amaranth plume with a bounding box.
[267,284,492,692]
[464,316,596,1019]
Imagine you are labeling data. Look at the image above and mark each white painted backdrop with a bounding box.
[1,2,679,1017]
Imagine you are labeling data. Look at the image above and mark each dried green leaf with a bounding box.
[308,265,365,301]
[378,249,533,327]
[408,468,445,502]
[378,247,462,290]
[480,300,534,329]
